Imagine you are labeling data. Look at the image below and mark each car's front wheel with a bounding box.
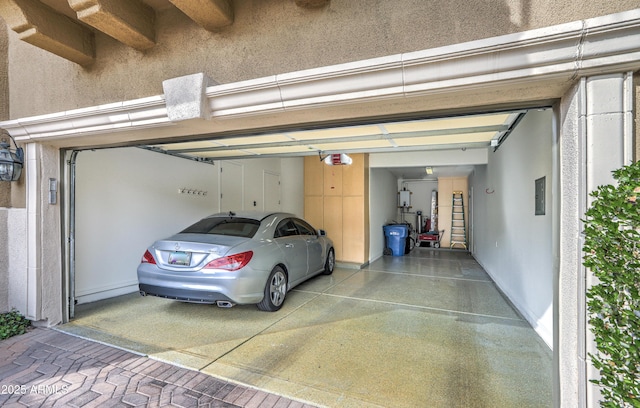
[257,266,287,311]
[323,248,335,275]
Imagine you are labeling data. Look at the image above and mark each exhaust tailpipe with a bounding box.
[216,301,235,308]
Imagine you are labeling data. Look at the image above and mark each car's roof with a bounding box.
[205,211,297,221]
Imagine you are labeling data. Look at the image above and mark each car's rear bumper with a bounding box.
[138,284,235,304]
[137,264,266,304]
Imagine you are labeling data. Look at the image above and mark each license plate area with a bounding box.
[168,251,191,266]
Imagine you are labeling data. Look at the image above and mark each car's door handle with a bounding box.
[285,243,294,248]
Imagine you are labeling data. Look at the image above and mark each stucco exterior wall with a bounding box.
[0,208,27,314]
[0,210,8,312]
[12,143,62,325]
[7,208,26,314]
[0,17,7,122]
[0,17,9,208]
[0,180,8,207]
[4,0,640,119]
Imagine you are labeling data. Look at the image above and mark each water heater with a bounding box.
[430,190,438,232]
[399,190,411,208]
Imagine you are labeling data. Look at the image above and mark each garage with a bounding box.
[68,107,551,328]
[58,106,554,406]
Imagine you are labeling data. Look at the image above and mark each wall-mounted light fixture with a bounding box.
[0,130,24,182]
[425,167,433,175]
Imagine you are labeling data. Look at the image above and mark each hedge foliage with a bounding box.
[0,309,31,340]
[584,161,640,407]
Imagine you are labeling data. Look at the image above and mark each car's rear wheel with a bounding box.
[257,266,287,311]
[323,248,335,275]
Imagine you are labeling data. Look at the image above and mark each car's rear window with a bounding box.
[181,217,260,238]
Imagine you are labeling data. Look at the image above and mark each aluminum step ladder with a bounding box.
[450,191,467,250]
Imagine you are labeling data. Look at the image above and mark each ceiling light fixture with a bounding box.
[319,152,353,165]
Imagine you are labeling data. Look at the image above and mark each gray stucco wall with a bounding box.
[0,17,9,208]
[0,210,8,312]
[0,17,7,122]
[0,208,26,314]
[6,208,26,314]
[4,0,640,119]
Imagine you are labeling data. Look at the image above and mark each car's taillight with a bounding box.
[141,250,157,264]
[204,251,253,271]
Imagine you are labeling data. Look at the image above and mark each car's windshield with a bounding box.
[180,217,260,238]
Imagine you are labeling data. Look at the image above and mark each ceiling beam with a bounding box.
[68,0,155,51]
[0,0,95,66]
[169,0,233,32]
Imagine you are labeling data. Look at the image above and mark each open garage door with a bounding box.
[137,110,526,160]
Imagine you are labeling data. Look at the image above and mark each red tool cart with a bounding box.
[417,230,444,248]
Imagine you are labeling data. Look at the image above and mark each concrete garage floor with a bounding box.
[58,249,553,408]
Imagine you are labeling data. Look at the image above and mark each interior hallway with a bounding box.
[58,249,553,408]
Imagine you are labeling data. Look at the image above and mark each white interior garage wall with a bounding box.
[75,147,303,304]
[279,157,305,217]
[470,109,554,348]
[369,168,399,261]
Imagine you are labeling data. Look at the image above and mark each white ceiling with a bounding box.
[141,109,525,180]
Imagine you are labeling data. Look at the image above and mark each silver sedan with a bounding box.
[137,211,335,311]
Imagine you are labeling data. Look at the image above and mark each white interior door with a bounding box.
[264,171,281,211]
[220,161,243,212]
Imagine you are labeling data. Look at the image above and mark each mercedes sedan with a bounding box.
[137,212,335,311]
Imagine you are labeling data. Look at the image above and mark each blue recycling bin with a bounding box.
[383,224,409,256]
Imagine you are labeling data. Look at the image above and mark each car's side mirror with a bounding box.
[318,229,327,236]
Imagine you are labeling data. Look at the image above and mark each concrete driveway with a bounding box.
[59,249,552,408]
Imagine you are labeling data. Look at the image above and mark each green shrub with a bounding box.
[584,160,640,407]
[0,309,31,340]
